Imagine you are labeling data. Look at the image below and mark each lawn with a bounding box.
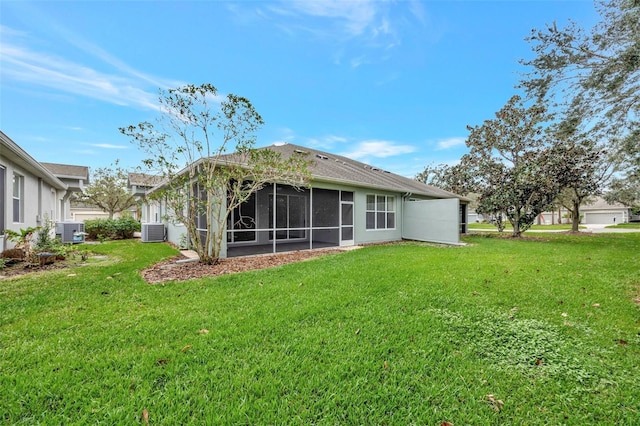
[606,222,640,229]
[1,234,639,425]
[468,222,584,231]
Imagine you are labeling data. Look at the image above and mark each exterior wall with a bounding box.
[0,157,64,250]
[151,179,464,257]
[71,208,112,222]
[352,187,403,245]
[402,198,460,245]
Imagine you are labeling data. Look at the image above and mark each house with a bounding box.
[471,195,634,226]
[0,131,68,251]
[128,172,163,222]
[148,143,469,258]
[580,197,632,224]
[41,162,89,221]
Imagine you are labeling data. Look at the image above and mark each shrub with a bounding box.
[34,217,57,252]
[1,248,25,260]
[113,217,140,239]
[84,218,141,240]
[84,219,114,240]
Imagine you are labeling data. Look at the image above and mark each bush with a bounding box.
[84,218,141,240]
[113,217,140,239]
[0,248,25,260]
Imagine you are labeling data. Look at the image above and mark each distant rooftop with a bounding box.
[41,162,89,181]
[128,172,163,187]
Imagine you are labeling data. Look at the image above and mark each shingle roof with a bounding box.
[261,143,468,200]
[128,172,163,187]
[41,162,89,180]
[0,132,67,190]
[582,196,629,210]
[153,142,469,202]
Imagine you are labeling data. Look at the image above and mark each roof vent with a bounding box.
[316,154,329,160]
[294,149,308,154]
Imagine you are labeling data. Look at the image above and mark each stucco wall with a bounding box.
[402,198,460,245]
[0,158,63,250]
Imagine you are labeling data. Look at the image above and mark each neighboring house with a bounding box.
[470,196,633,225]
[147,143,470,258]
[580,197,632,224]
[0,131,68,251]
[68,201,112,222]
[41,162,89,221]
[128,172,163,222]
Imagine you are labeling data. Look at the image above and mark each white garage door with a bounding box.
[584,212,623,224]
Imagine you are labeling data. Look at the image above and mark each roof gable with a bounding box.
[41,162,89,181]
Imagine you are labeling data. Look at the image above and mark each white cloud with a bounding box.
[341,140,416,159]
[435,137,466,150]
[286,1,378,36]
[245,1,422,68]
[0,25,179,111]
[90,143,128,150]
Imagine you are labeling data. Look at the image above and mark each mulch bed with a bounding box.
[141,248,344,284]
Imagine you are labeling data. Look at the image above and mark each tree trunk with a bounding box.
[571,200,581,232]
[512,211,522,237]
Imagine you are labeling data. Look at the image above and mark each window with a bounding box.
[13,173,24,223]
[366,194,395,230]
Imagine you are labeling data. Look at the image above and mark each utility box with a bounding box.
[56,222,85,244]
[141,223,165,243]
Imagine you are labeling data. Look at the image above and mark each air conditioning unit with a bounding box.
[56,222,86,244]
[141,223,165,243]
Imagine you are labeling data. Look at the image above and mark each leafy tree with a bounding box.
[459,95,569,237]
[552,130,612,231]
[415,163,453,189]
[79,162,138,219]
[605,128,640,206]
[521,0,639,134]
[120,84,311,265]
[414,162,470,195]
[520,0,639,199]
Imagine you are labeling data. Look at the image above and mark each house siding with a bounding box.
[0,148,65,251]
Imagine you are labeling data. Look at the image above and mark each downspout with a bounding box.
[402,192,412,240]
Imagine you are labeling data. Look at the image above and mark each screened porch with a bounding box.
[225,184,354,258]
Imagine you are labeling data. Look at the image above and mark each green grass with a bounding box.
[468,222,584,231]
[1,235,639,425]
[606,222,640,229]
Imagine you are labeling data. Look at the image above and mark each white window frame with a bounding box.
[365,194,396,230]
[13,173,24,223]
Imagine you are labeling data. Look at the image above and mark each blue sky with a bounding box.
[1,1,597,178]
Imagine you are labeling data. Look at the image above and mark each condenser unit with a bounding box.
[141,223,165,243]
[56,222,85,244]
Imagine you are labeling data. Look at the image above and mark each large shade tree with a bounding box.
[121,84,310,264]
[520,0,640,206]
[552,135,611,231]
[458,95,573,237]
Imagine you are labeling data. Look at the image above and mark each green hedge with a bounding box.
[84,217,141,240]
